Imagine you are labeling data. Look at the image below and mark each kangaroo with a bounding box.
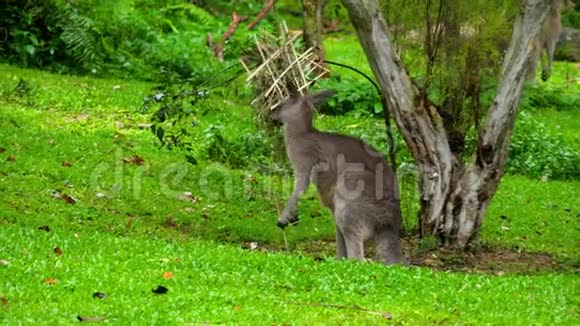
[528,0,573,81]
[270,90,403,265]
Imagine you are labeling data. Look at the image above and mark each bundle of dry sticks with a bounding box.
[240,22,329,116]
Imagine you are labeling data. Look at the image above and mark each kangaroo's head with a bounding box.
[269,90,336,128]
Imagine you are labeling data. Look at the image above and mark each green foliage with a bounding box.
[315,75,382,115]
[203,124,275,169]
[1,0,68,69]
[1,0,265,81]
[561,5,580,29]
[507,111,580,180]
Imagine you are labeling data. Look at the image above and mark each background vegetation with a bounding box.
[0,0,578,324]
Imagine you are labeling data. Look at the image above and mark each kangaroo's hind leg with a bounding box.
[343,232,364,261]
[334,201,364,261]
[335,224,347,260]
[375,226,404,265]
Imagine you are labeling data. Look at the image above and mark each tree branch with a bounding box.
[248,0,275,30]
[341,0,453,233]
[476,0,550,170]
[214,12,248,60]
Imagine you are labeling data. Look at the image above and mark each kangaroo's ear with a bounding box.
[308,90,336,106]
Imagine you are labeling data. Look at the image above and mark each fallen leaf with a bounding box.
[179,192,198,203]
[92,292,107,300]
[152,285,168,294]
[0,296,7,308]
[0,259,9,266]
[163,216,178,228]
[422,257,436,266]
[234,305,240,312]
[122,155,145,165]
[162,272,174,280]
[125,214,137,228]
[48,139,56,145]
[6,155,15,162]
[74,114,90,122]
[38,225,51,232]
[0,147,5,153]
[51,191,77,204]
[113,131,126,139]
[43,277,58,285]
[62,161,72,167]
[54,247,63,256]
[77,316,107,322]
[382,312,393,320]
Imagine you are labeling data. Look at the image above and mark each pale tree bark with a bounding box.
[303,0,327,74]
[341,0,550,248]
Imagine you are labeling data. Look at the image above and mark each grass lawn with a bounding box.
[0,64,578,324]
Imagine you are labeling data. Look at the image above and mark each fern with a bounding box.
[58,5,103,70]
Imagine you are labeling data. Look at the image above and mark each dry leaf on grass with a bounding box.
[38,225,51,232]
[152,285,169,294]
[78,315,107,322]
[51,191,77,204]
[179,192,198,203]
[43,277,58,285]
[6,155,15,162]
[122,155,145,165]
[162,272,174,280]
[0,147,5,153]
[53,247,63,256]
[92,292,107,300]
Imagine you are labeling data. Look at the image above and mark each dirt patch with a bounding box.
[241,235,577,274]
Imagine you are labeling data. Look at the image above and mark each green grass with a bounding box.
[484,176,580,258]
[0,225,577,324]
[0,64,579,324]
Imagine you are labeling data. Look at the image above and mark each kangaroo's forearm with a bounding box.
[284,173,310,212]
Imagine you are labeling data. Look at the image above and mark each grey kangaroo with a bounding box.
[528,0,573,81]
[270,90,403,265]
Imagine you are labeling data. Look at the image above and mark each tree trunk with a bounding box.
[341,0,550,248]
[303,0,327,74]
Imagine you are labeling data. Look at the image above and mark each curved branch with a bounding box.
[248,0,275,30]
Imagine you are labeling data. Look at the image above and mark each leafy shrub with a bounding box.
[315,74,382,115]
[506,111,579,180]
[561,5,580,29]
[1,0,69,70]
[202,124,275,169]
[1,0,264,82]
